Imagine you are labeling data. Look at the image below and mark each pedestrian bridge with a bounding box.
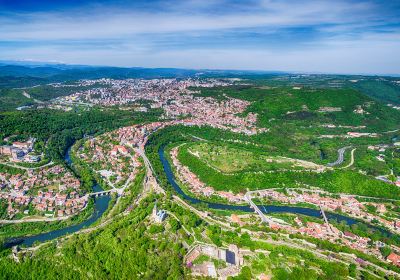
[244,193,273,225]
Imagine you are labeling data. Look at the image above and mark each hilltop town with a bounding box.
[1,76,400,279]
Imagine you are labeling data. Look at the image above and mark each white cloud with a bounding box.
[0,0,382,41]
[2,32,399,75]
[0,0,398,74]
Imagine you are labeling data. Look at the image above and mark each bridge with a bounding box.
[88,189,116,197]
[244,192,273,225]
[319,205,332,232]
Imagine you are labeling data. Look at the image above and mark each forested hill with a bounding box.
[0,64,282,84]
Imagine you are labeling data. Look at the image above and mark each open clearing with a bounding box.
[187,142,325,174]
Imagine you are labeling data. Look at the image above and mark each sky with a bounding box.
[0,0,399,74]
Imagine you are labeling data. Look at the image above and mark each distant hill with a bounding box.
[350,79,400,105]
[0,76,47,88]
[0,64,284,83]
[0,62,399,111]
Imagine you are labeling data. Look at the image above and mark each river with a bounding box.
[158,146,393,234]
[2,142,390,248]
[4,147,111,248]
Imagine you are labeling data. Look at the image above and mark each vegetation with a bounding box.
[25,83,110,101]
[187,142,308,173]
[194,85,400,131]
[1,74,400,278]
[0,107,162,161]
[0,196,184,279]
[0,199,95,239]
[177,141,400,198]
[0,88,33,111]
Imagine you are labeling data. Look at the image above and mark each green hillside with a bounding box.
[350,79,400,105]
[0,89,34,111]
[195,85,400,131]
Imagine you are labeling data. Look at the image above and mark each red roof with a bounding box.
[388,253,400,266]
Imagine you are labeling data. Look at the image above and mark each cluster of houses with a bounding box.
[319,132,379,139]
[32,190,87,217]
[0,138,40,163]
[170,146,244,203]
[78,129,146,188]
[163,93,266,135]
[255,189,400,234]
[56,78,232,107]
[0,164,84,218]
[54,78,268,136]
[245,188,400,262]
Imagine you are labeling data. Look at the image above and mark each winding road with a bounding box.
[327,146,352,167]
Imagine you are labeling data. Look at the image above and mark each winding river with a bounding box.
[158,146,393,234]
[4,147,111,248]
[2,142,392,249]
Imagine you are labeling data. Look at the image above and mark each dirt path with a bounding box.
[340,148,356,169]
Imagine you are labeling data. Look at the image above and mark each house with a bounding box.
[11,149,25,161]
[12,141,31,150]
[110,145,129,156]
[355,258,367,267]
[343,231,357,240]
[230,214,244,226]
[387,252,400,267]
[0,146,13,155]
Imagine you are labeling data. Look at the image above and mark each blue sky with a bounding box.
[0,0,399,74]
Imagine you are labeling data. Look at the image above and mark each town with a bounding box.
[0,164,86,219]
[1,77,400,279]
[52,78,267,135]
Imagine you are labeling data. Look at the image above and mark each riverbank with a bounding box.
[158,145,394,237]
[2,144,111,248]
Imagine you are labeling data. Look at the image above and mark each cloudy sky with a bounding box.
[0,0,399,74]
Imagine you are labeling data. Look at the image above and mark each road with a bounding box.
[0,160,54,170]
[327,146,352,167]
[12,125,398,277]
[0,216,71,224]
[244,192,273,224]
[340,148,356,169]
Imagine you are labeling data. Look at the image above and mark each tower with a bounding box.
[152,201,157,218]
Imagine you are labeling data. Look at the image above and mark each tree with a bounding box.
[169,218,181,231]
[348,263,357,278]
[380,246,392,258]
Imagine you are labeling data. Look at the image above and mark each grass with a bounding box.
[187,142,308,173]
[177,141,400,199]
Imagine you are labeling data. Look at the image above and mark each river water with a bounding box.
[4,147,111,248]
[2,143,391,248]
[158,146,392,234]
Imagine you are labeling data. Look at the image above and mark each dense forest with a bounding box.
[0,108,162,161]
[0,195,184,279]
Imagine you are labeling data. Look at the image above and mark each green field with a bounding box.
[186,142,316,173]
[176,141,400,199]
